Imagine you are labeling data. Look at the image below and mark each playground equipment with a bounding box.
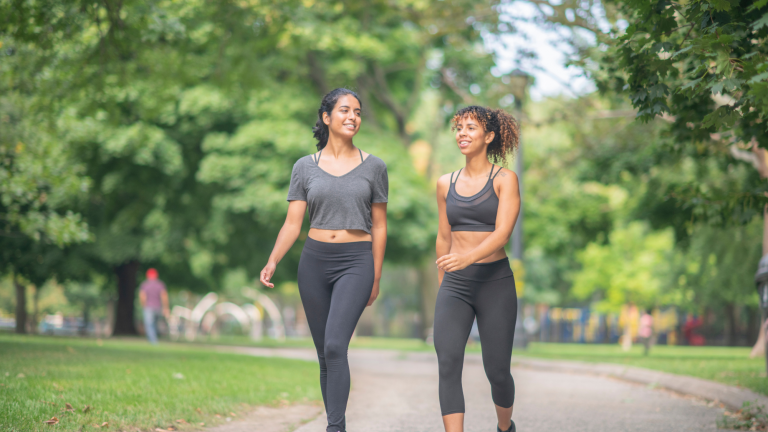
[168,288,284,341]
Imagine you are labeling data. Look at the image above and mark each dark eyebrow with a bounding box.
[338,105,361,111]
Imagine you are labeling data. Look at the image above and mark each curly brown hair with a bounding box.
[451,106,520,165]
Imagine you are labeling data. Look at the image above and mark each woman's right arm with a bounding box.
[259,200,308,288]
[435,174,452,287]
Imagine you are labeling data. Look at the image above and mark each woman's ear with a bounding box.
[485,131,496,144]
[323,111,331,126]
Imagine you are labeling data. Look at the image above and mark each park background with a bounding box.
[1,0,768,430]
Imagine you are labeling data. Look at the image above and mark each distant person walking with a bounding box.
[638,309,654,356]
[139,268,169,344]
[434,106,520,432]
[260,88,388,432]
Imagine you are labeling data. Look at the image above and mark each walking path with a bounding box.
[211,346,746,431]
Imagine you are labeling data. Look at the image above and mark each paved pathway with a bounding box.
[219,347,733,432]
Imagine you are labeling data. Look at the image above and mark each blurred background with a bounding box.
[0,0,765,351]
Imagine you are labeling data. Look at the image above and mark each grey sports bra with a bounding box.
[446,165,502,232]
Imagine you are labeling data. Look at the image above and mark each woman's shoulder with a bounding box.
[493,166,518,183]
[436,170,459,189]
[364,153,387,170]
[294,154,316,167]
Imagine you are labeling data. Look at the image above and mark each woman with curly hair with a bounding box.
[434,106,521,432]
[259,88,388,432]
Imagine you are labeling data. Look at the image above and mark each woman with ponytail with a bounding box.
[260,88,388,432]
[434,106,521,432]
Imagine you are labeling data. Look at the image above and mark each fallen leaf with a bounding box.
[0,383,5,386]
[166,427,176,431]
[42,417,59,425]
[198,423,205,426]
[65,403,74,411]
[100,422,108,427]
[195,407,202,414]
[82,405,91,413]
[175,419,188,424]
[16,373,25,378]
[214,414,222,418]
[155,429,165,431]
[39,400,56,406]
[229,412,237,417]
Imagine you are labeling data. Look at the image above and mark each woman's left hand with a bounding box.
[367,279,380,306]
[436,253,472,273]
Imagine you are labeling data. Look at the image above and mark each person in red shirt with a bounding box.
[139,268,169,344]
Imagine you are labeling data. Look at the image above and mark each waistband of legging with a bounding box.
[303,237,372,253]
[445,257,514,282]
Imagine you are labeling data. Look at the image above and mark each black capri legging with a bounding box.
[298,238,374,432]
[433,257,518,416]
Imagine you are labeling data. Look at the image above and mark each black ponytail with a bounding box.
[312,88,362,150]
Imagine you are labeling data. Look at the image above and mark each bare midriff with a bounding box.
[308,228,372,243]
[450,231,507,263]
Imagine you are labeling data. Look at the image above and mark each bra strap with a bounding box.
[314,150,322,164]
[451,169,462,184]
[491,165,503,179]
[358,148,364,163]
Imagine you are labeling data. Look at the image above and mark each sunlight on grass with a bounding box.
[517,343,767,396]
[0,335,321,432]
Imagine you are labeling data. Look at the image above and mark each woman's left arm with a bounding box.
[437,169,520,273]
[369,202,388,306]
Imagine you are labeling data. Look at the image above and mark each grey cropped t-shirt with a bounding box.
[287,153,388,234]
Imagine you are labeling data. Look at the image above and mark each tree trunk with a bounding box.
[14,274,27,334]
[112,260,139,335]
[30,285,40,334]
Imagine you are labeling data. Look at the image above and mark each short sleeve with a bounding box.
[372,159,388,203]
[287,159,307,201]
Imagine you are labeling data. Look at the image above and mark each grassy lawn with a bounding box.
[516,342,767,396]
[0,335,321,432]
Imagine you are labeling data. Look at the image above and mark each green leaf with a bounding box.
[747,0,768,12]
[749,72,768,83]
[680,77,704,90]
[752,12,768,30]
[672,45,694,58]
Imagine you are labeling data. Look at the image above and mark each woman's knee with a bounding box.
[436,351,464,378]
[485,365,513,388]
[323,338,349,361]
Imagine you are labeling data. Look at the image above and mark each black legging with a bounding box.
[298,238,374,432]
[433,257,517,416]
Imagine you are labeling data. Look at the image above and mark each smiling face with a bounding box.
[454,114,495,156]
[323,94,362,140]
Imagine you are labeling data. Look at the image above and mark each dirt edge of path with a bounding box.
[206,403,323,432]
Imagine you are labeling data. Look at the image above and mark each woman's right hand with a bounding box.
[260,262,277,288]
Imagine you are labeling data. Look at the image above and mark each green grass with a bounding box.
[0,335,321,432]
[516,342,767,396]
